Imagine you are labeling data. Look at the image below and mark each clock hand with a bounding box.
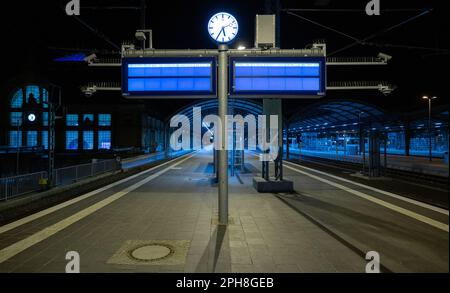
[216,27,225,40]
[224,21,235,28]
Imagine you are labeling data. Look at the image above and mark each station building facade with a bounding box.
[0,80,166,177]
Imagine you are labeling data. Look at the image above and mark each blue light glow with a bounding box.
[98,131,111,150]
[235,77,320,91]
[83,131,94,150]
[66,114,79,126]
[66,131,78,150]
[128,77,211,92]
[11,90,23,108]
[128,63,211,77]
[98,114,111,126]
[235,63,320,77]
[27,131,38,147]
[125,61,214,94]
[10,112,22,126]
[43,112,48,126]
[232,59,324,94]
[54,53,86,62]
[9,131,22,147]
[42,131,48,150]
[26,86,40,103]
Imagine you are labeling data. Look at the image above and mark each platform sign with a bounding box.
[122,57,216,98]
[229,57,326,98]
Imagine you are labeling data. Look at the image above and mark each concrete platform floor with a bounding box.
[0,150,448,273]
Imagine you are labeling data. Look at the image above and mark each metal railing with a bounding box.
[53,159,120,187]
[0,171,47,201]
[0,159,120,201]
[0,151,192,202]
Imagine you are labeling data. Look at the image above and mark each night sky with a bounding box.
[1,0,448,120]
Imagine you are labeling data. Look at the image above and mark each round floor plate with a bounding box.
[129,244,173,262]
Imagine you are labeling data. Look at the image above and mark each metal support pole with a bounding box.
[231,149,235,177]
[47,85,60,188]
[336,133,339,160]
[405,120,411,156]
[16,123,20,175]
[279,146,283,180]
[264,160,269,181]
[428,99,432,162]
[48,101,53,185]
[218,44,228,225]
[384,135,388,175]
[299,136,302,162]
[263,99,283,181]
[344,132,347,160]
[362,131,366,175]
[358,112,363,155]
[286,132,290,160]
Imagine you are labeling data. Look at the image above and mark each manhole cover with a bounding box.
[128,244,174,262]
[108,240,190,266]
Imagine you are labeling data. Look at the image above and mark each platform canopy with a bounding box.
[288,100,386,133]
[166,98,263,123]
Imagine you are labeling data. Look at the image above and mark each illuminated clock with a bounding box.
[27,113,36,122]
[208,12,238,44]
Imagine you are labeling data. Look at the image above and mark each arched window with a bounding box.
[8,85,49,149]
[11,89,23,108]
[25,85,40,105]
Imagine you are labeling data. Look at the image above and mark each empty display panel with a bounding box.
[122,57,216,98]
[230,57,326,98]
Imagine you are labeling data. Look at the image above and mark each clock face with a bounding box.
[208,12,238,44]
[28,113,36,122]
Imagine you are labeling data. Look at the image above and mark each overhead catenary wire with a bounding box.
[283,8,428,13]
[284,9,437,56]
[329,9,434,55]
[57,5,121,50]
[285,11,361,43]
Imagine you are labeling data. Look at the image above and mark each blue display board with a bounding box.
[122,57,216,98]
[230,57,326,98]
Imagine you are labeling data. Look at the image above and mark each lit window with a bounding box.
[25,85,40,105]
[11,89,23,108]
[83,114,94,125]
[66,131,79,150]
[83,131,94,150]
[10,112,22,126]
[66,114,79,126]
[27,131,38,147]
[42,89,49,108]
[43,112,49,126]
[42,131,48,150]
[98,114,111,126]
[9,131,22,147]
[98,131,112,150]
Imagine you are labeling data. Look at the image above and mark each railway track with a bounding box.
[286,154,449,189]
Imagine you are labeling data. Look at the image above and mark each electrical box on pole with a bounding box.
[255,15,276,49]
